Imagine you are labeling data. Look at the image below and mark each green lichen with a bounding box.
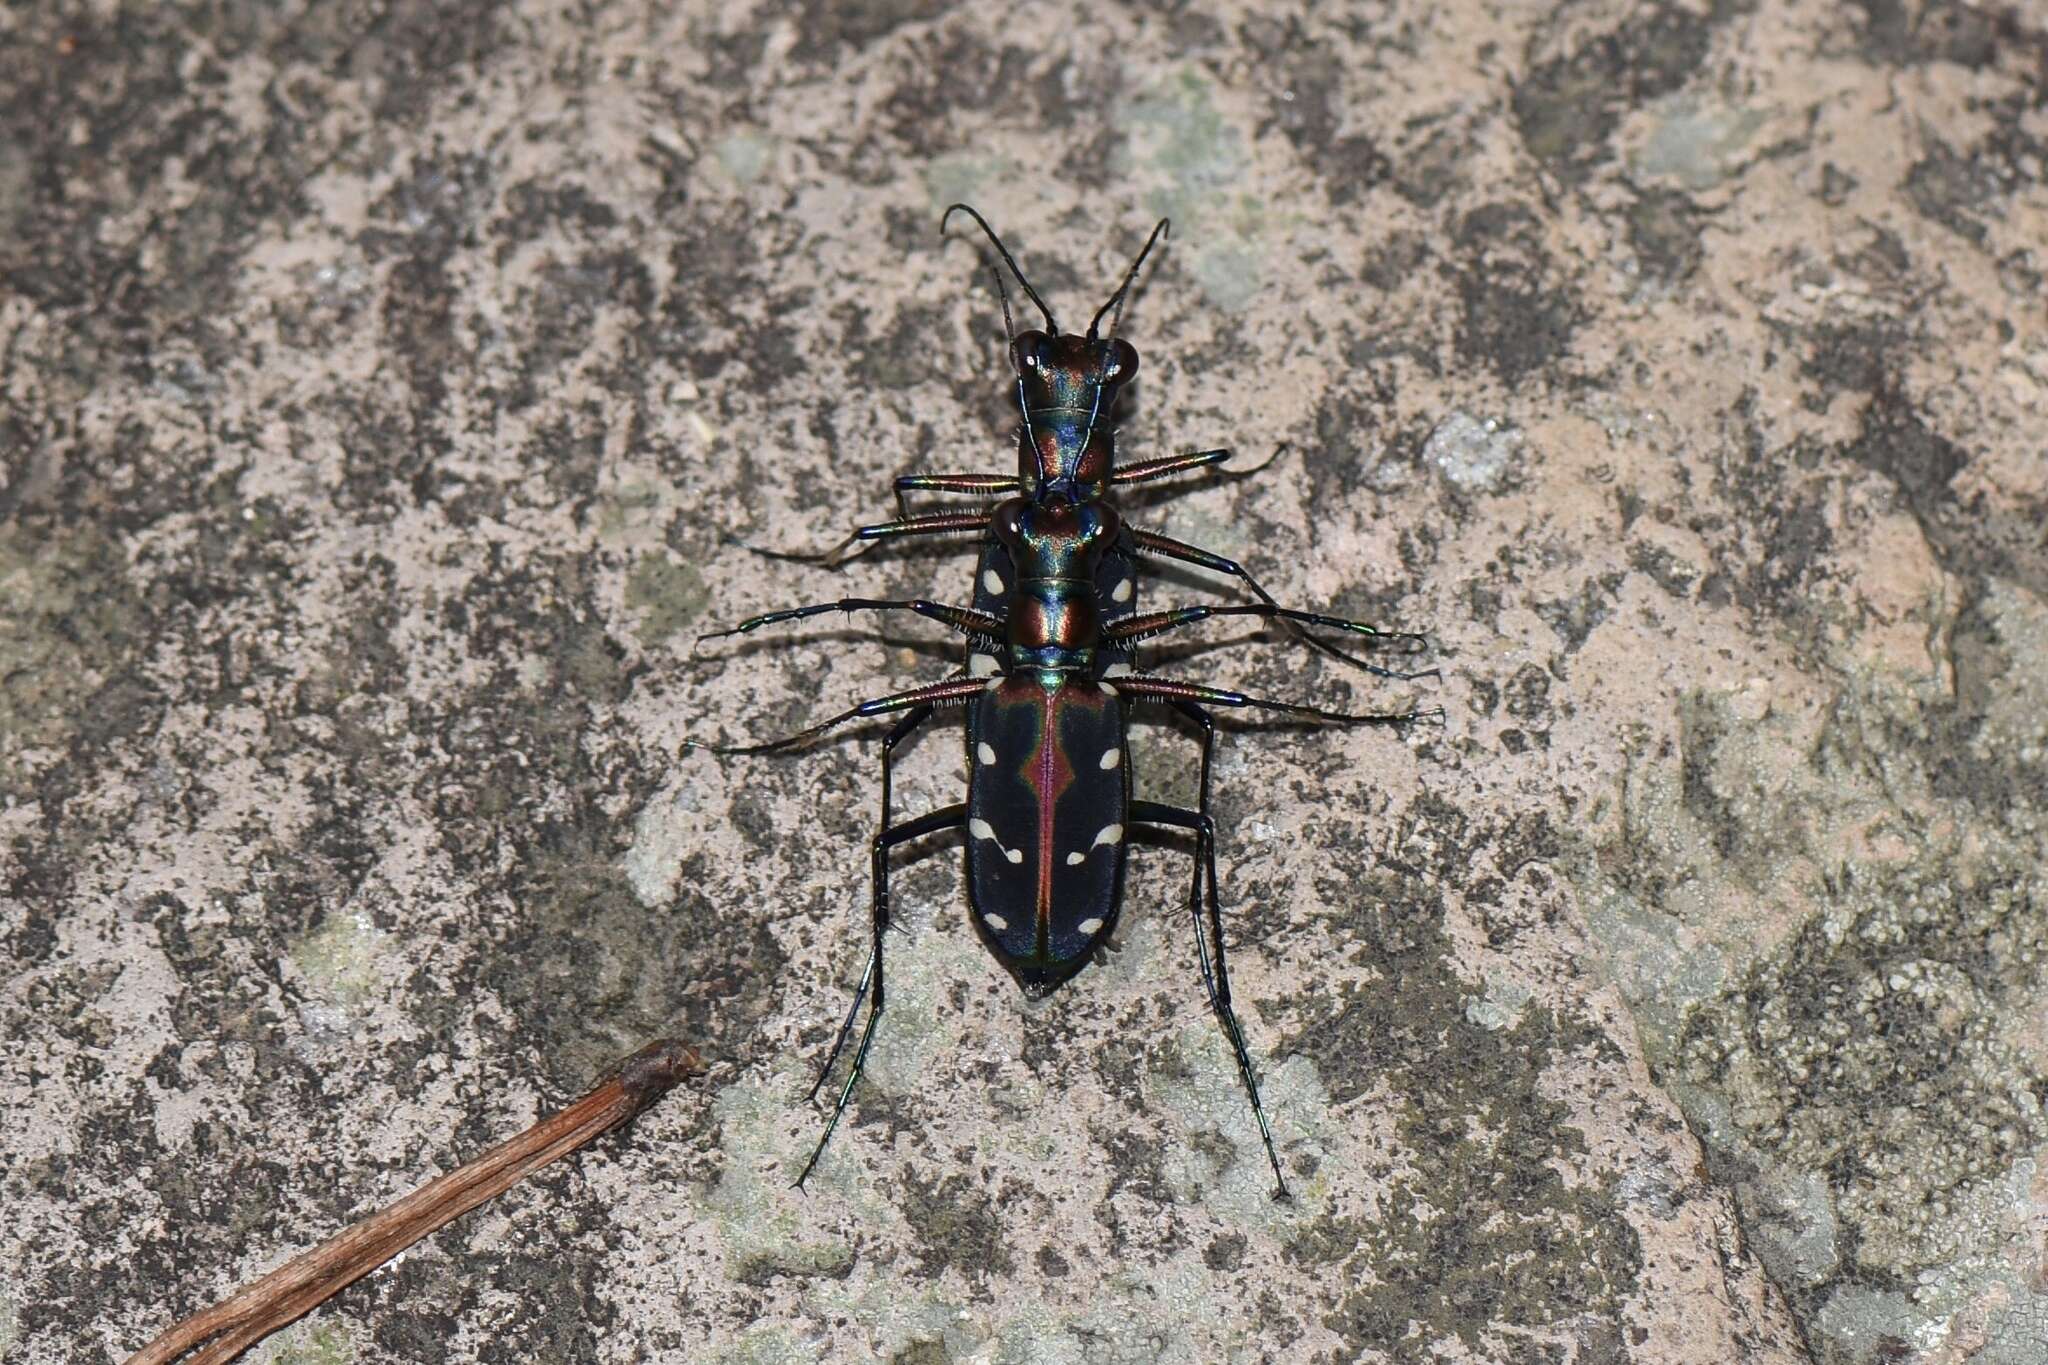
[495,838,709,1088]
[1120,70,1270,315]
[1284,804,1642,1360]
[986,1257,1261,1364]
[1123,69,1247,225]
[1145,1025,1343,1221]
[698,1060,860,1284]
[1322,1002,1641,1360]
[713,132,774,185]
[290,911,382,1009]
[1634,94,1767,191]
[270,1322,356,1364]
[922,153,1020,216]
[1672,827,2048,1285]
[1184,239,1260,315]
[624,551,707,646]
[1463,971,1533,1032]
[0,524,145,792]
[713,1325,809,1365]
[1574,580,2048,1360]
[808,1271,974,1359]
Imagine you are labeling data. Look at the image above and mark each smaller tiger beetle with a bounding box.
[691,209,1438,1197]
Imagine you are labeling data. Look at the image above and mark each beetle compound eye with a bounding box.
[1107,340,1139,381]
[1011,329,1049,373]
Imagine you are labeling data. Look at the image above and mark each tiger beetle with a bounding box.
[689,206,1439,1198]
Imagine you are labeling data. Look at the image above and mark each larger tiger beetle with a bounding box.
[690,206,1439,1198]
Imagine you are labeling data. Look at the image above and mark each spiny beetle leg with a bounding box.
[1158,700,1217,1019]
[807,699,937,1102]
[696,597,1001,647]
[795,799,967,1190]
[728,511,993,572]
[892,471,1020,518]
[1130,528,1434,679]
[1107,604,1437,681]
[805,702,927,1103]
[722,530,869,570]
[810,950,873,1106]
[1131,797,1289,1200]
[682,677,987,756]
[1154,701,1287,1197]
[1166,698,1217,812]
[850,510,992,549]
[1112,441,1287,488]
[1117,676,1444,730]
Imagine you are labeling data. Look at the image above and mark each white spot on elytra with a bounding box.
[970,817,1024,864]
[1077,916,1104,935]
[984,568,1005,595]
[1102,662,1134,678]
[977,742,997,765]
[1098,681,1119,698]
[1066,823,1125,866]
[1100,749,1120,770]
[1112,578,1133,603]
[984,912,1010,932]
[970,653,999,677]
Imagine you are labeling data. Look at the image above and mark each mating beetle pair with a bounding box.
[692,206,1436,1196]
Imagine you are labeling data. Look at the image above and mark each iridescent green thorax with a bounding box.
[991,494,1122,671]
[1008,329,1139,498]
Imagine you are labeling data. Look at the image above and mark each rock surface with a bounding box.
[3,2,2045,1362]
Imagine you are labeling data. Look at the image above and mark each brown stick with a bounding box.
[127,1038,701,1365]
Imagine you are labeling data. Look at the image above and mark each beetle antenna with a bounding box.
[985,259,1015,341]
[1089,217,1170,341]
[942,203,1060,336]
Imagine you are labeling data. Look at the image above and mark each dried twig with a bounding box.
[127,1038,702,1365]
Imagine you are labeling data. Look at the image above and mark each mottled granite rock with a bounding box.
[3,2,2044,1362]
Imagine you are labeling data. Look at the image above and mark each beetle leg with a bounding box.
[1161,699,1216,987]
[683,677,990,756]
[1105,603,1436,680]
[795,798,966,1190]
[729,510,992,570]
[892,471,1020,517]
[1128,528,1430,678]
[1164,698,1217,820]
[809,950,872,1106]
[1132,792,1289,1201]
[1117,676,1444,730]
[805,699,935,1105]
[1111,441,1285,488]
[696,597,1002,646]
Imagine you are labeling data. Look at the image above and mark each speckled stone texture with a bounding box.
[3,1,2045,1362]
